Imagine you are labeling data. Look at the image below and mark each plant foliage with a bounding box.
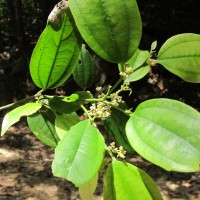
[1,0,200,199]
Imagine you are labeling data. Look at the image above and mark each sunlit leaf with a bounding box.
[68,0,142,63]
[27,108,59,148]
[125,49,150,82]
[1,102,42,136]
[158,33,200,83]
[126,98,200,172]
[63,94,79,102]
[79,173,98,200]
[30,9,81,89]
[52,120,105,186]
[103,160,163,200]
[55,112,80,140]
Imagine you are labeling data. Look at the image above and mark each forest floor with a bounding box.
[0,122,200,200]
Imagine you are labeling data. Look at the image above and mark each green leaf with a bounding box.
[158,33,200,83]
[55,112,80,140]
[27,108,59,148]
[103,106,134,153]
[75,91,93,101]
[125,49,150,82]
[79,173,98,200]
[49,92,92,114]
[73,45,96,90]
[30,10,81,89]
[49,96,81,114]
[52,120,105,186]
[1,102,42,136]
[126,98,200,172]
[63,94,79,102]
[68,0,142,63]
[103,160,163,200]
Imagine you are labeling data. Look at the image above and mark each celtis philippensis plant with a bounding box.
[1,0,200,199]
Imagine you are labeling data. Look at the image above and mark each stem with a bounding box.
[109,77,124,94]
[80,105,94,122]
[85,86,111,103]
[106,145,116,160]
[105,101,131,116]
[0,89,44,112]
[0,96,34,111]
[84,98,100,103]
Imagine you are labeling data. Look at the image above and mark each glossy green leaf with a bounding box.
[158,33,200,83]
[63,94,79,102]
[73,45,96,90]
[79,173,98,200]
[30,10,81,89]
[126,98,200,172]
[103,160,163,200]
[125,49,150,82]
[49,96,81,114]
[75,91,93,101]
[49,91,92,114]
[27,108,59,148]
[103,106,134,153]
[52,120,105,186]
[68,0,142,63]
[55,112,80,140]
[1,102,42,136]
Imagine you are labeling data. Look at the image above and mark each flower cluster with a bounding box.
[109,92,124,106]
[109,142,126,159]
[119,65,133,78]
[88,102,111,119]
[109,82,131,106]
[121,82,130,90]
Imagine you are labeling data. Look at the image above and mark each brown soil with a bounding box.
[0,122,200,200]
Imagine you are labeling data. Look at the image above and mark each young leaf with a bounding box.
[126,98,200,172]
[103,107,134,153]
[1,102,42,136]
[55,112,80,140]
[79,173,98,200]
[68,0,142,63]
[150,41,157,52]
[158,33,200,83]
[52,120,105,187]
[125,49,150,82]
[73,45,96,90]
[63,94,79,102]
[30,9,81,89]
[103,160,163,200]
[27,108,59,148]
